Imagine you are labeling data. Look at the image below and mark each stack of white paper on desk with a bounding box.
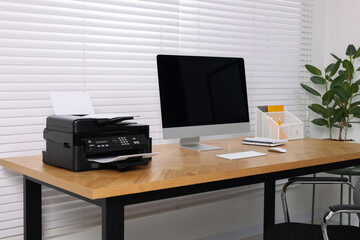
[88,152,160,163]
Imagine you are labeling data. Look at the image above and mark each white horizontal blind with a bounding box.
[0,0,313,239]
[172,0,313,129]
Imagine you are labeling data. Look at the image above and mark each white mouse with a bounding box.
[268,147,287,153]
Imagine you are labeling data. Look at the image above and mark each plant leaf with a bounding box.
[332,101,338,108]
[342,82,352,97]
[331,124,341,128]
[300,84,321,97]
[334,86,348,102]
[325,63,335,73]
[322,90,335,105]
[310,76,326,85]
[351,83,359,94]
[343,59,354,76]
[346,44,357,56]
[353,79,360,85]
[350,101,360,109]
[331,53,340,61]
[322,108,335,118]
[351,106,360,115]
[305,64,322,76]
[357,67,360,72]
[330,74,347,89]
[339,70,347,76]
[308,104,325,115]
[333,96,342,107]
[354,47,360,59]
[332,108,344,123]
[330,59,341,77]
[311,118,328,126]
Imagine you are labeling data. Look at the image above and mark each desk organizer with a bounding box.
[255,108,303,140]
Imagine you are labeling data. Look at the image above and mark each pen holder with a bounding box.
[255,108,303,140]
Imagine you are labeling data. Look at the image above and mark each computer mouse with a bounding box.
[268,147,287,153]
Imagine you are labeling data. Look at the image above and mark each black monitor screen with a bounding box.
[157,55,249,128]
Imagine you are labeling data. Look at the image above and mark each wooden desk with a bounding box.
[1,138,360,240]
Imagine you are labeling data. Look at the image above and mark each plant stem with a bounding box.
[345,124,348,140]
[344,56,355,141]
[324,71,332,139]
[345,99,351,141]
[339,122,343,140]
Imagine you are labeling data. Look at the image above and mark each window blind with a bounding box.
[0,0,313,238]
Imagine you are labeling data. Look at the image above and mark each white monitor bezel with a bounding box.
[162,122,250,139]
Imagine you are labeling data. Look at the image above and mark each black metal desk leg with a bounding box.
[264,179,276,234]
[102,197,125,240]
[23,176,42,240]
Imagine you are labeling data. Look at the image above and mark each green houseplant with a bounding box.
[301,44,360,141]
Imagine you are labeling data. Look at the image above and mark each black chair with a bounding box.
[264,177,360,240]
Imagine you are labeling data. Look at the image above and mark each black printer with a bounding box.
[42,115,152,172]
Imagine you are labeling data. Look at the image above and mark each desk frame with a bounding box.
[23,158,360,240]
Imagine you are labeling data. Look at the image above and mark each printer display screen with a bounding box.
[84,134,148,154]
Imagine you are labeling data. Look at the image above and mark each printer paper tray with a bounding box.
[87,152,159,164]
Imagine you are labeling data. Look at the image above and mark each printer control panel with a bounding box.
[84,134,148,153]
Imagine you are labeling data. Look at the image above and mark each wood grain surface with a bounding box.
[1,138,360,199]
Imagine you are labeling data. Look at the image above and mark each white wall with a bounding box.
[324,0,360,59]
[313,0,360,226]
[44,184,316,240]
[325,0,360,142]
[306,0,360,227]
[309,0,360,142]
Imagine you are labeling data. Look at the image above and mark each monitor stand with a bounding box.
[179,137,223,152]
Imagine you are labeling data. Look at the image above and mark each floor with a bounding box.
[243,234,262,240]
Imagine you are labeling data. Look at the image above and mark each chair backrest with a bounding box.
[353,177,360,219]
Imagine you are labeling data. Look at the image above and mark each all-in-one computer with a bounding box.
[157,55,250,151]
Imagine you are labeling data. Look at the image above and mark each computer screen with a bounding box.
[157,55,250,151]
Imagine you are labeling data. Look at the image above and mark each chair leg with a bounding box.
[348,175,352,225]
[311,173,316,224]
[340,174,343,225]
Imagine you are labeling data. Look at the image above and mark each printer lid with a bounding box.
[45,114,135,133]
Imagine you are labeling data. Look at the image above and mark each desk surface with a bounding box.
[1,138,360,200]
